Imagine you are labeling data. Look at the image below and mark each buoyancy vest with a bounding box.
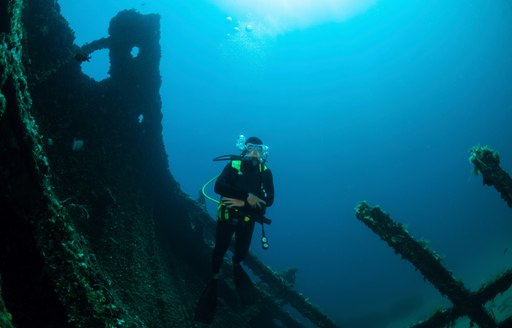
[217,160,268,222]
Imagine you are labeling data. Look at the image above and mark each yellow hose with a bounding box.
[201,174,221,204]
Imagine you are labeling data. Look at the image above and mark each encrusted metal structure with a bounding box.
[0,1,338,327]
[355,146,512,328]
[3,0,509,326]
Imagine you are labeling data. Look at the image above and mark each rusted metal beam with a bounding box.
[469,145,512,208]
[355,201,498,328]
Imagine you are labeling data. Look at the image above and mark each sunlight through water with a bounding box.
[208,0,377,35]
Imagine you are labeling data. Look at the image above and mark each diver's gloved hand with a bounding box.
[247,193,266,208]
[221,197,245,208]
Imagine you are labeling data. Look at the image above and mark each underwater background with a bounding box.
[58,0,512,327]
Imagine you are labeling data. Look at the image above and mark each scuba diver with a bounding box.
[194,135,275,324]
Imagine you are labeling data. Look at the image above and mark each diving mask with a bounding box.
[244,143,269,162]
[235,134,269,161]
[246,143,264,154]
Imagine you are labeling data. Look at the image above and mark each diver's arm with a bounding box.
[246,193,266,208]
[222,197,245,208]
[246,170,274,209]
[263,170,275,207]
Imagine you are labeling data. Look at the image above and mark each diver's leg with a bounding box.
[232,221,257,306]
[233,220,255,264]
[211,220,235,276]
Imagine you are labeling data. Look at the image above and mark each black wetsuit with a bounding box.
[212,159,274,274]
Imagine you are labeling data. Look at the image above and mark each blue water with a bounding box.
[59,0,512,326]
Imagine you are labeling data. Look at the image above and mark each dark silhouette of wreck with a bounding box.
[0,2,336,327]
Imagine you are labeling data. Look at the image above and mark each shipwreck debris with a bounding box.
[469,145,512,208]
[355,146,512,328]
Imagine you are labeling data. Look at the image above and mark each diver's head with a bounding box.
[236,135,269,164]
[245,137,263,147]
[244,136,263,162]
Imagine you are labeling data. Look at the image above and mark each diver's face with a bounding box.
[246,144,262,160]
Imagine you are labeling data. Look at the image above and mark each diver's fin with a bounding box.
[194,279,218,324]
[233,264,257,307]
